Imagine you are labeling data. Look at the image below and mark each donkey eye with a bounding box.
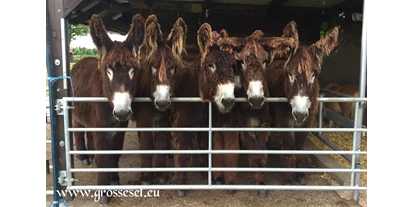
[207,64,216,71]
[106,68,113,81]
[128,68,135,79]
[151,66,157,75]
[288,74,295,83]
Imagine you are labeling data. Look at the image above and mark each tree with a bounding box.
[68,24,89,46]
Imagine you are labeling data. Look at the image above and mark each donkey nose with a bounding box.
[222,97,235,109]
[292,110,309,122]
[113,108,132,122]
[155,99,171,111]
[248,96,265,109]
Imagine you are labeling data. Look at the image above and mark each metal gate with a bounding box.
[46,0,367,206]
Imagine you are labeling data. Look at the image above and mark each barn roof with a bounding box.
[64,0,362,35]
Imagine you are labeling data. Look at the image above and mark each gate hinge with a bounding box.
[54,99,64,115]
[58,171,78,186]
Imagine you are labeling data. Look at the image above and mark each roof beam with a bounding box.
[64,0,84,18]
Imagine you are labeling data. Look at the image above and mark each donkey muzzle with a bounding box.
[155,98,171,112]
[113,107,132,122]
[248,96,265,109]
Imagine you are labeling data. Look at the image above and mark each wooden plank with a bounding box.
[64,0,84,18]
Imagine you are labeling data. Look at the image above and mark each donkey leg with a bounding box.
[173,132,194,197]
[110,122,127,185]
[223,132,240,194]
[292,132,308,185]
[139,131,154,185]
[212,132,225,185]
[154,131,171,184]
[93,132,118,204]
[241,131,269,197]
[254,131,269,197]
[73,122,91,166]
[86,132,95,162]
[280,132,295,185]
[197,131,209,181]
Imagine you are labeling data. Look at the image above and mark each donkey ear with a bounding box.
[259,21,299,64]
[220,29,229,38]
[167,17,187,60]
[197,23,214,62]
[144,14,163,59]
[124,14,145,58]
[216,37,245,54]
[308,27,339,65]
[89,14,113,60]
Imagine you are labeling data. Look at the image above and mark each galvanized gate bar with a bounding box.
[70,167,367,173]
[69,149,367,155]
[208,102,213,186]
[67,185,367,191]
[67,127,366,132]
[61,97,367,103]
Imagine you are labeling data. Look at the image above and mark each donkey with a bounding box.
[169,23,238,197]
[263,21,339,185]
[217,29,295,197]
[132,14,187,185]
[71,14,145,204]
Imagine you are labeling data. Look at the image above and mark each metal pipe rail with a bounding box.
[61,97,367,103]
[69,149,366,155]
[67,185,367,191]
[70,167,367,173]
[59,95,368,201]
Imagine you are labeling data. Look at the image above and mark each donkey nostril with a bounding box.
[222,98,235,109]
[292,110,308,122]
[155,99,171,111]
[248,96,265,109]
[113,109,132,122]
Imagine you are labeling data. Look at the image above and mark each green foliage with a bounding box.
[68,24,89,41]
[72,47,98,62]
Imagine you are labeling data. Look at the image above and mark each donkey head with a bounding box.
[197,23,237,114]
[90,14,144,122]
[218,30,273,109]
[263,21,339,123]
[143,15,187,111]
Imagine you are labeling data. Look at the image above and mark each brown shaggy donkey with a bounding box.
[263,21,339,185]
[71,14,145,204]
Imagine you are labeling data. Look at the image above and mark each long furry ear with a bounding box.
[167,17,187,61]
[259,21,299,64]
[124,14,145,58]
[282,21,299,51]
[89,14,113,62]
[248,30,264,41]
[197,23,214,65]
[220,29,229,38]
[308,27,339,66]
[144,14,163,60]
[216,36,245,54]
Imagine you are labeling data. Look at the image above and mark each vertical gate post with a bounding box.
[46,0,74,205]
[351,0,367,202]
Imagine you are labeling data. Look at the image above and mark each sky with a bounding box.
[70,33,127,49]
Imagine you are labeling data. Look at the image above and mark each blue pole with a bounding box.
[46,4,60,206]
